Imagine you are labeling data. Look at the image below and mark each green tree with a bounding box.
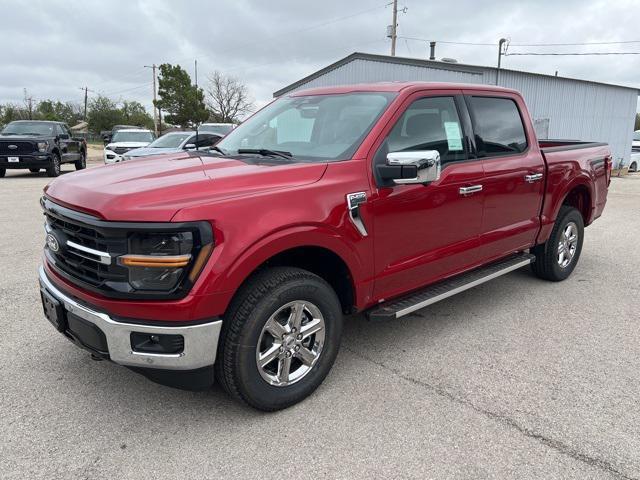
[155,63,208,128]
[120,101,154,130]
[635,113,640,131]
[87,95,123,133]
[0,103,29,127]
[36,100,83,125]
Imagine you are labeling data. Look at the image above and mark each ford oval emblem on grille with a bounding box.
[8,144,18,150]
[46,233,59,252]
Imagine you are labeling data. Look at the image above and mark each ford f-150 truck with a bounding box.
[38,82,611,411]
[1,120,87,177]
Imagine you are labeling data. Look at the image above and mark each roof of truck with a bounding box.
[289,81,520,97]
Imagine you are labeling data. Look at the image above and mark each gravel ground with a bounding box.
[0,165,639,479]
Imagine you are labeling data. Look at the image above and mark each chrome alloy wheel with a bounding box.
[557,221,579,268]
[256,300,326,387]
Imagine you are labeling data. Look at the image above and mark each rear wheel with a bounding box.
[74,150,86,170]
[0,168,5,178]
[630,161,638,173]
[29,168,40,173]
[216,267,343,411]
[531,205,584,281]
[46,153,61,177]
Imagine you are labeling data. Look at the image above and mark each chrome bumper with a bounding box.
[38,266,222,371]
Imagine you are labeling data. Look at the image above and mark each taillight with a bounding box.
[605,155,613,185]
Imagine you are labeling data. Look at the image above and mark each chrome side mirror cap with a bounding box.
[385,150,441,185]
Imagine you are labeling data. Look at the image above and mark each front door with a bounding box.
[370,92,485,301]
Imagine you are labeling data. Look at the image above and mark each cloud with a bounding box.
[1,0,639,114]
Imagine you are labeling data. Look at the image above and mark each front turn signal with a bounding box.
[119,254,192,268]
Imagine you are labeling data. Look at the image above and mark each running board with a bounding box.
[367,253,535,321]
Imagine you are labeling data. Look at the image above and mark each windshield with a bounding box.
[634,131,640,141]
[216,92,396,161]
[148,133,192,148]
[111,131,154,143]
[201,124,234,135]
[1,121,56,136]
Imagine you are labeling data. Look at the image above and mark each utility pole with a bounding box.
[79,87,88,121]
[390,0,398,56]
[144,64,158,137]
[23,88,34,120]
[496,38,507,85]
[194,59,198,148]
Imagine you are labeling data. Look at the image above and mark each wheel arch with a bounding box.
[559,182,592,225]
[212,227,367,316]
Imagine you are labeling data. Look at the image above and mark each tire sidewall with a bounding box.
[76,151,86,170]
[231,275,343,409]
[0,168,5,178]
[547,208,584,280]
[49,154,61,176]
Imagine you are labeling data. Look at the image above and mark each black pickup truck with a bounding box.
[0,120,87,177]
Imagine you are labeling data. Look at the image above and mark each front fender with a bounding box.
[200,224,372,313]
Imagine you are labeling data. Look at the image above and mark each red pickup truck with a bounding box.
[39,82,611,410]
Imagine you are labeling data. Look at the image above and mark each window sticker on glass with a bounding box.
[444,122,463,151]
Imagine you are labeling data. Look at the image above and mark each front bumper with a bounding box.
[0,154,51,168]
[38,266,222,372]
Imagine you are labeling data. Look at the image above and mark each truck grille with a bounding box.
[43,203,129,289]
[0,141,35,155]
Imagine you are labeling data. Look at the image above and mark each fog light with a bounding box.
[130,332,184,354]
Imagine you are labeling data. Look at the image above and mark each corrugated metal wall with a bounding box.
[285,57,637,166]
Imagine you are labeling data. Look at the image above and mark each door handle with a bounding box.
[525,173,543,183]
[459,185,483,196]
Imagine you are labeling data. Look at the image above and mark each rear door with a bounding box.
[370,91,486,300]
[464,92,545,260]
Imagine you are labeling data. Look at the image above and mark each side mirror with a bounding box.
[184,143,196,150]
[378,150,441,185]
[58,133,70,140]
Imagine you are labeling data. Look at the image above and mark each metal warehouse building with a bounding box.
[274,52,639,167]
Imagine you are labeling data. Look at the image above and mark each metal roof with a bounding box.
[274,52,640,97]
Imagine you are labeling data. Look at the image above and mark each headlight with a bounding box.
[118,231,212,292]
[37,141,48,152]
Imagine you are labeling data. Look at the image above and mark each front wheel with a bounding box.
[75,151,86,170]
[216,267,343,411]
[46,153,61,177]
[531,205,584,281]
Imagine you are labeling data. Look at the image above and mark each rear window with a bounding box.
[469,97,527,156]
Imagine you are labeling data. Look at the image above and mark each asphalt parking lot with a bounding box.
[1,163,639,479]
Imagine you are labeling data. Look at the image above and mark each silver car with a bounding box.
[122,131,222,161]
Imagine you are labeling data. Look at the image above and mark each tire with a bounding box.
[216,267,343,411]
[630,162,638,173]
[74,150,86,170]
[29,168,40,173]
[46,153,61,177]
[0,168,5,178]
[531,205,584,281]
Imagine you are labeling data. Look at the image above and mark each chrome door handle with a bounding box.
[525,173,543,183]
[459,185,483,196]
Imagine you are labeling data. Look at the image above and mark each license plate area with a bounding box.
[41,288,67,332]
[8,156,19,162]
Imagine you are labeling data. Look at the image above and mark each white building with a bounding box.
[274,52,639,167]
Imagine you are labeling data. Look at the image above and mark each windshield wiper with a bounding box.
[238,148,293,160]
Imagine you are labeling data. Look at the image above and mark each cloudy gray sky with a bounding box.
[2,0,639,114]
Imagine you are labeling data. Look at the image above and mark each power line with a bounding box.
[100,82,153,97]
[510,40,640,47]
[398,36,496,46]
[506,52,640,56]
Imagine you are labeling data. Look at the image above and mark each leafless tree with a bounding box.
[205,71,253,123]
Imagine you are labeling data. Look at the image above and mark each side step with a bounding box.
[367,253,535,321]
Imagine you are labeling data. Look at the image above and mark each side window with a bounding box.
[386,96,466,164]
[468,96,528,156]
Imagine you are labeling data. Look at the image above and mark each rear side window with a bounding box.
[468,96,527,156]
[386,96,466,164]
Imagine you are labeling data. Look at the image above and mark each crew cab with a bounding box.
[0,120,86,177]
[38,82,611,411]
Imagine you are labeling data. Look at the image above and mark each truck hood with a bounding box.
[0,134,48,141]
[106,141,151,149]
[45,152,328,222]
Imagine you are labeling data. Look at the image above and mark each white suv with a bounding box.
[104,129,155,164]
